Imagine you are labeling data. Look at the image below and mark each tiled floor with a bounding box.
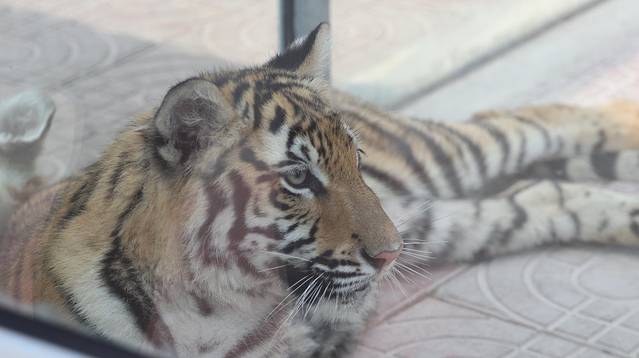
[2,1,639,357]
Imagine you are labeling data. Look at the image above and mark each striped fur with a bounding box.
[4,23,639,357]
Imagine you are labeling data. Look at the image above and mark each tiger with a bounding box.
[3,23,639,357]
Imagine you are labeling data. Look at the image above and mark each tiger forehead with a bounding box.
[210,70,359,172]
[215,70,321,106]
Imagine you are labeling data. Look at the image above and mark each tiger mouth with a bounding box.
[283,266,372,303]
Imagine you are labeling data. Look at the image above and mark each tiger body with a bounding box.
[3,24,639,357]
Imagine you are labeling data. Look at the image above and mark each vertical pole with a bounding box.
[279,0,330,51]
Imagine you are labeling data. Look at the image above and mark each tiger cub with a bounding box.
[3,23,639,357]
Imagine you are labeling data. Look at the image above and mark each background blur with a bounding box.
[2,0,639,357]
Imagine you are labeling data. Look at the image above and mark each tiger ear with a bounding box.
[266,22,330,81]
[152,78,234,168]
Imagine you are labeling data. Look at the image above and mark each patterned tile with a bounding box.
[369,266,466,326]
[354,297,622,358]
[431,249,639,357]
[63,46,227,121]
[355,298,537,358]
[0,21,149,88]
[0,1,106,36]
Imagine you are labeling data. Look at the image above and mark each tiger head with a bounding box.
[149,24,401,320]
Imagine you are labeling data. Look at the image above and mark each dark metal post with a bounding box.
[279,0,330,50]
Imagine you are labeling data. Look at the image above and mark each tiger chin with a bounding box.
[0,23,400,357]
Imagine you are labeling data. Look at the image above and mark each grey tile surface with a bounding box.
[430,249,639,357]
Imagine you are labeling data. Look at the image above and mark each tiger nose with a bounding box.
[362,243,402,270]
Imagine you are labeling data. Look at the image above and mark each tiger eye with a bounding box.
[286,170,308,187]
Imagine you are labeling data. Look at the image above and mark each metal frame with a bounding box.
[279,0,329,50]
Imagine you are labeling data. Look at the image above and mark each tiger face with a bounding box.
[149,24,401,320]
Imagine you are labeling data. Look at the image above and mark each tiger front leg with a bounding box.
[396,180,639,264]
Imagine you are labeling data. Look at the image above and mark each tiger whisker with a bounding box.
[401,239,449,245]
[402,247,433,254]
[287,274,322,328]
[265,274,313,320]
[392,263,417,285]
[401,250,435,263]
[395,261,432,280]
[276,280,313,335]
[258,263,291,272]
[304,274,325,320]
[400,250,434,260]
[384,267,408,298]
[312,280,331,316]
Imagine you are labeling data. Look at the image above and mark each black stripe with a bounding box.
[48,272,94,329]
[300,145,311,161]
[549,219,559,243]
[569,211,581,239]
[240,147,268,171]
[108,152,130,199]
[281,237,315,254]
[270,105,286,133]
[395,120,463,197]
[432,122,488,181]
[252,94,266,129]
[312,257,362,271]
[281,219,319,253]
[232,82,250,106]
[261,80,310,93]
[474,193,527,260]
[100,187,159,338]
[269,190,291,211]
[211,69,253,88]
[58,163,102,230]
[551,181,565,207]
[345,110,439,196]
[282,90,325,113]
[591,152,618,180]
[284,223,299,234]
[512,115,553,153]
[472,120,510,175]
[286,150,305,163]
[542,158,568,180]
[426,123,467,170]
[361,164,411,197]
[286,122,303,148]
[325,271,367,280]
[597,217,609,233]
[241,103,249,119]
[249,81,269,129]
[516,129,527,171]
[630,209,639,237]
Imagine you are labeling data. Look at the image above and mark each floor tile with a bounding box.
[0,20,149,88]
[431,249,639,357]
